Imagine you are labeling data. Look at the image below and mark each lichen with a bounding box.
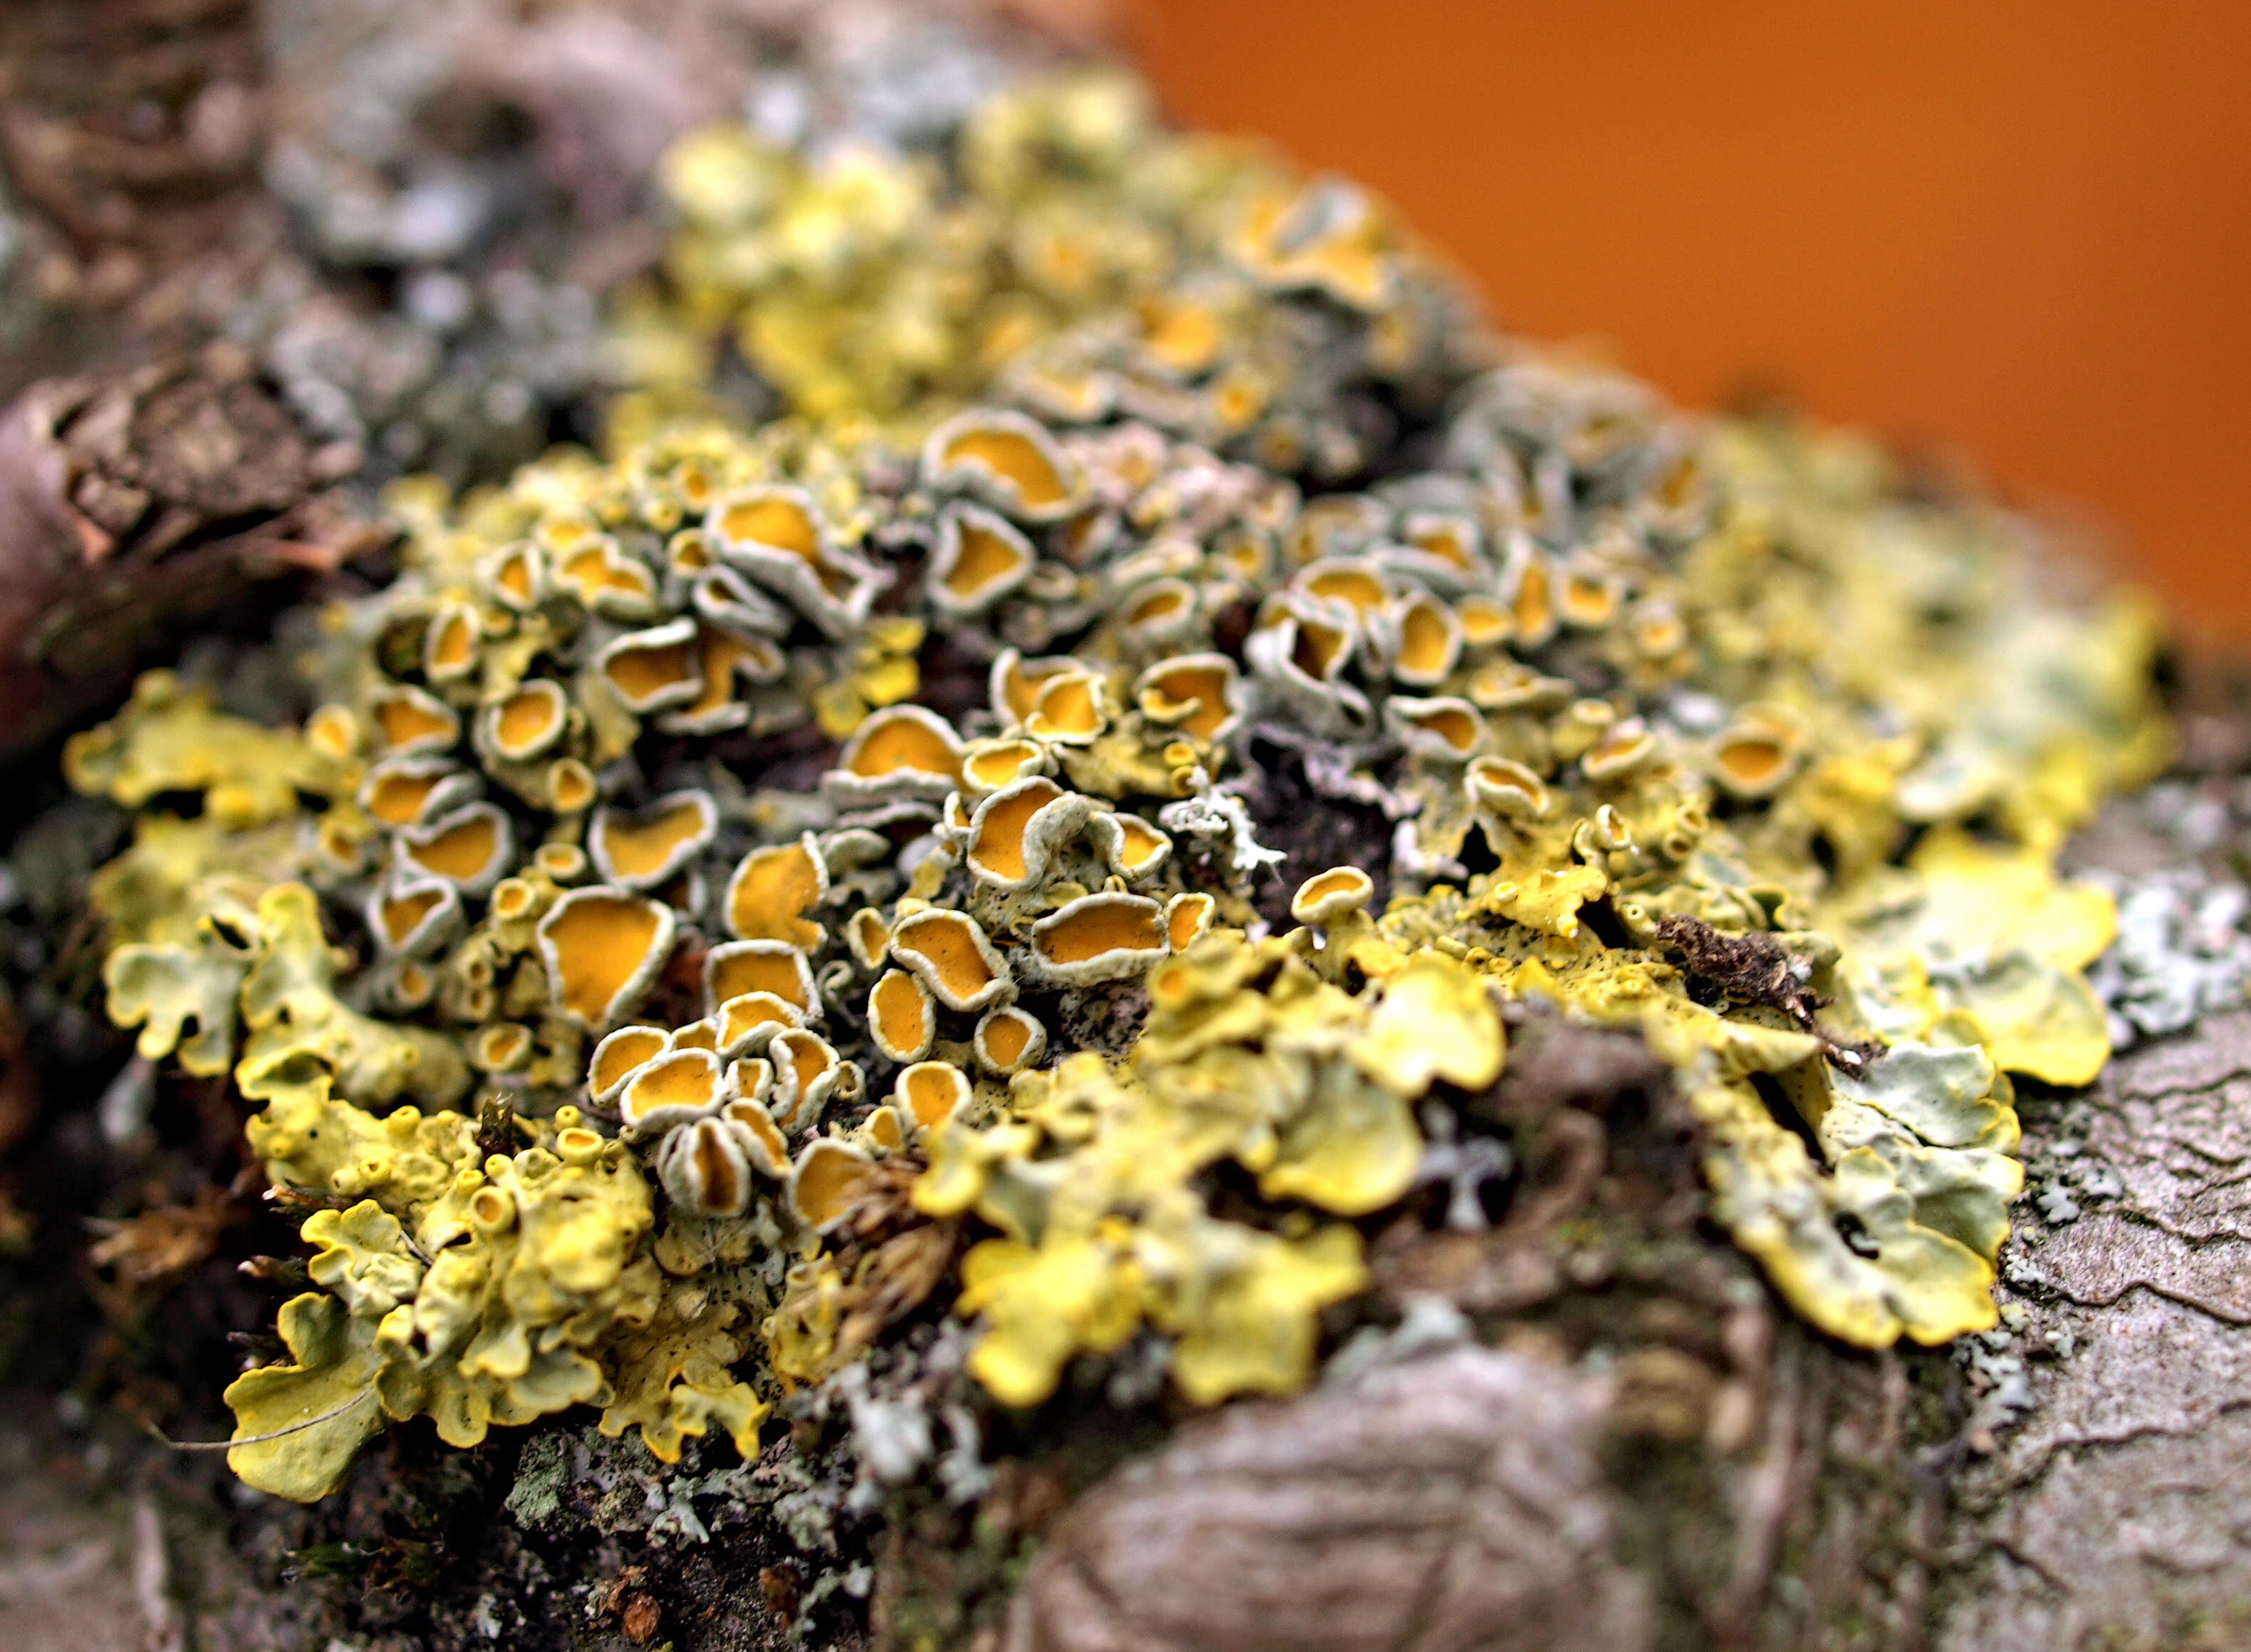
[619,67,1476,478]
[2078,777,2251,1045]
[224,1078,673,1499]
[61,65,2171,1505]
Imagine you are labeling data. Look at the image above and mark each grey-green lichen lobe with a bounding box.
[505,1429,573,1531]
[2073,777,2251,1049]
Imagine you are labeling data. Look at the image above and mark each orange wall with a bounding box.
[1129,1,2251,641]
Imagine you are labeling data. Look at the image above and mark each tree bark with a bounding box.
[0,4,2242,1646]
[0,347,374,764]
[992,1015,2251,1652]
[1935,1011,2251,1650]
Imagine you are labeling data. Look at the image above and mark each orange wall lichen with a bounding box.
[1130,0,2251,638]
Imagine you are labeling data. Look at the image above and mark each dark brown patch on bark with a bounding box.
[1236,743,1396,933]
[0,349,378,762]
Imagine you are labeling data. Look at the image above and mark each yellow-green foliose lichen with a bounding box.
[60,66,2167,1499]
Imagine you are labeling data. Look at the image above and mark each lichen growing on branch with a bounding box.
[61,68,2168,1503]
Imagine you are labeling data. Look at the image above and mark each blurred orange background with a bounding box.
[1128,0,2251,641]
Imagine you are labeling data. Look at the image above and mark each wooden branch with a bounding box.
[997,949,2251,1651]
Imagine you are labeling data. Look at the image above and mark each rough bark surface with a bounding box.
[993,1010,2251,1652]
[1006,1347,1648,1652]
[1936,1011,2251,1651]
[0,348,374,761]
[0,0,271,397]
